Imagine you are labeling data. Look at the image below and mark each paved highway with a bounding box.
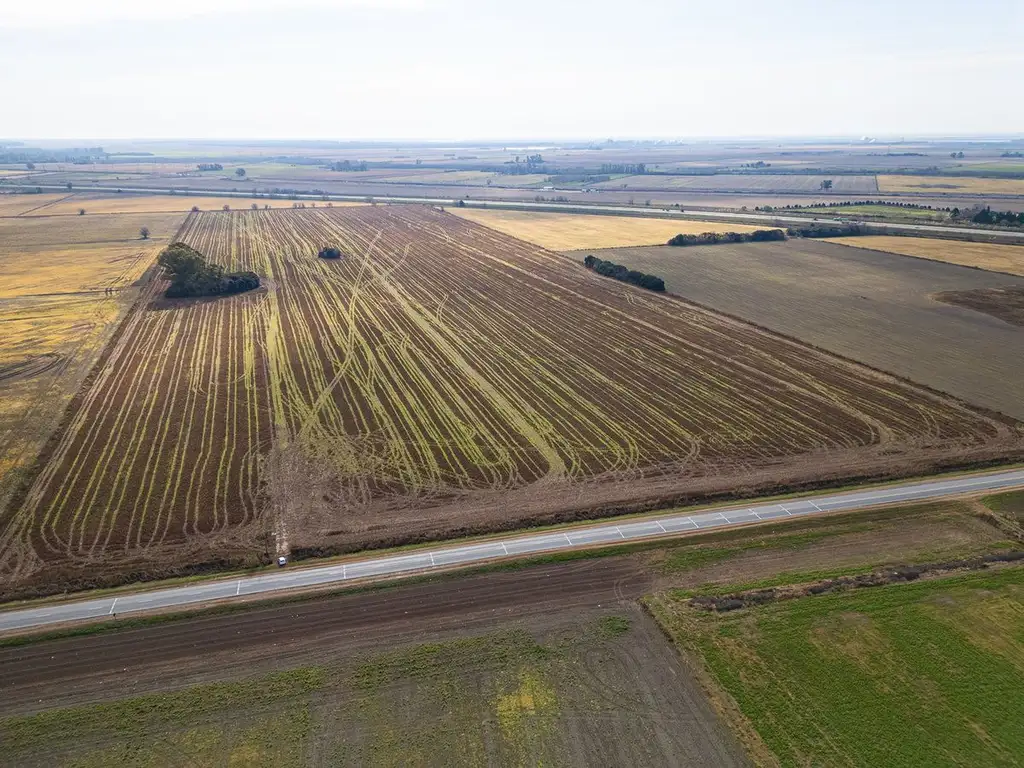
[15,183,1024,241]
[2,468,1022,634]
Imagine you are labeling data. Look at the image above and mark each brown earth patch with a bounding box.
[934,286,1024,326]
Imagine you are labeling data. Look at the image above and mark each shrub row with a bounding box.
[582,255,665,291]
[667,228,785,247]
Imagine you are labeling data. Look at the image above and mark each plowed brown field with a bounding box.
[2,206,1021,594]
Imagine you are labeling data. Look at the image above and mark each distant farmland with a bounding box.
[877,175,1024,196]
[38,194,367,216]
[449,208,758,250]
[593,174,879,194]
[2,207,1021,593]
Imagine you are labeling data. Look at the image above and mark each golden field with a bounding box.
[0,211,185,514]
[0,243,157,298]
[41,195,367,216]
[834,236,1024,277]
[0,194,70,216]
[0,211,188,247]
[877,175,1024,195]
[448,209,760,250]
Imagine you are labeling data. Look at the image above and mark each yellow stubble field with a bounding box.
[0,211,187,513]
[877,175,1024,195]
[833,236,1024,277]
[39,195,367,216]
[448,208,760,250]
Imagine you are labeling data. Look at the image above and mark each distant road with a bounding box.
[14,183,1024,241]
[2,467,1022,634]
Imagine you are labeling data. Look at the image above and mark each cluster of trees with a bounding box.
[582,255,665,292]
[949,151,965,159]
[533,195,570,203]
[970,207,1024,226]
[318,246,343,259]
[158,242,260,298]
[599,163,646,174]
[500,157,547,175]
[819,179,833,191]
[786,224,867,238]
[327,160,368,172]
[741,161,771,168]
[196,163,223,171]
[667,229,786,247]
[1001,151,1024,158]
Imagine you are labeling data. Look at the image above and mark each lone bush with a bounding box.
[318,246,343,259]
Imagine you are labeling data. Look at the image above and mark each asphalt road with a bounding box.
[2,468,1022,634]
[15,183,1024,241]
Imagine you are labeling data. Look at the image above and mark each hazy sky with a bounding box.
[2,0,1021,140]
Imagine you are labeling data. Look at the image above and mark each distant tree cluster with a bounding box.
[1001,151,1024,158]
[196,163,223,171]
[786,224,867,238]
[667,229,786,247]
[741,161,771,168]
[327,160,368,172]
[600,163,646,174]
[582,255,665,292]
[971,207,1024,226]
[317,246,343,259]
[500,155,547,175]
[158,242,260,298]
[949,151,965,159]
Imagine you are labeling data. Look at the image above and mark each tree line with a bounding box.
[786,224,867,238]
[327,160,368,172]
[970,207,1024,226]
[582,255,665,292]
[158,242,260,298]
[667,229,786,247]
[600,163,646,174]
[196,163,223,171]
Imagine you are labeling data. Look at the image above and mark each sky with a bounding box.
[1,0,1022,141]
